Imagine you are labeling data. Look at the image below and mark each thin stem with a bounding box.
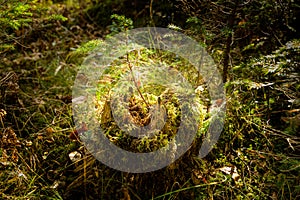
[126,53,150,108]
[150,0,155,26]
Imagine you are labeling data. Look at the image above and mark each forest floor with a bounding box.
[0,2,299,200]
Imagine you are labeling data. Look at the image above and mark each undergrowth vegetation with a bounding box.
[0,0,299,199]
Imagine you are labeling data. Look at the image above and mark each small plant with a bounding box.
[0,0,67,54]
[108,14,133,35]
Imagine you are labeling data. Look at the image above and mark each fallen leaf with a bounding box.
[69,151,82,162]
[219,166,240,181]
